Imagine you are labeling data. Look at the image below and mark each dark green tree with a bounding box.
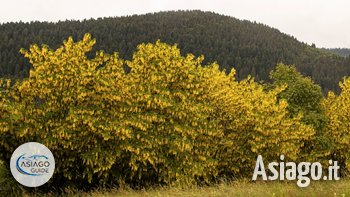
[269,63,329,159]
[270,63,326,130]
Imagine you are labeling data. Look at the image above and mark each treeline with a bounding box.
[1,10,350,93]
[323,48,350,57]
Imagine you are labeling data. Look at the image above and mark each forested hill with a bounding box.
[1,10,349,92]
[323,48,350,57]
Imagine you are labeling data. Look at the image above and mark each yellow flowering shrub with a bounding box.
[0,34,131,184]
[0,34,317,187]
[323,78,350,172]
[198,67,315,176]
[118,41,225,185]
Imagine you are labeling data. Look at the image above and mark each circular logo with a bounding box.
[10,142,55,187]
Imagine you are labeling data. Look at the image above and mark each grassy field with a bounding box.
[82,179,350,197]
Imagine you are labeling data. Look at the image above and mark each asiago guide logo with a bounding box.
[10,142,55,187]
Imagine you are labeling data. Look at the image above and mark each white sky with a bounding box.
[0,0,349,48]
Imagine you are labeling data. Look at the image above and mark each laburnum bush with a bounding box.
[122,42,225,185]
[0,34,131,186]
[0,34,224,186]
[323,78,350,174]
[199,68,315,176]
[0,34,316,188]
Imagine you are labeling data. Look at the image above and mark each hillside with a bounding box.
[323,48,350,57]
[0,10,349,92]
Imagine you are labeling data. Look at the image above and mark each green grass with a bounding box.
[84,179,350,197]
[16,179,350,196]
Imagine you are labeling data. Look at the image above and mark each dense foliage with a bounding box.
[0,160,24,196]
[269,64,330,161]
[1,10,350,93]
[323,48,350,57]
[0,34,323,190]
[323,78,350,174]
[269,64,327,131]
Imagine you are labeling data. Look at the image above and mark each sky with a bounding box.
[0,0,349,48]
